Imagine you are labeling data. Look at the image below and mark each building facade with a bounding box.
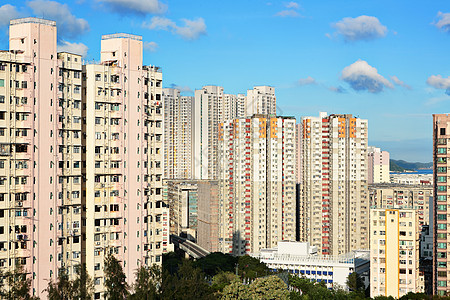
[433,114,450,296]
[256,241,370,290]
[300,113,369,256]
[162,88,193,179]
[370,208,424,298]
[193,85,276,180]
[368,146,390,184]
[369,184,432,229]
[197,180,219,252]
[218,115,296,255]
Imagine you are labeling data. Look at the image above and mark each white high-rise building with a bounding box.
[162,88,193,179]
[368,146,390,184]
[245,86,276,116]
[300,113,369,256]
[218,115,296,255]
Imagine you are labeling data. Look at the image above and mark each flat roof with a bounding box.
[102,33,142,41]
[10,17,56,27]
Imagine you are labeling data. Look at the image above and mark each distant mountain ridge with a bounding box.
[390,159,432,171]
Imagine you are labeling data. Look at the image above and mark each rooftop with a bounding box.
[10,17,56,27]
[102,33,142,41]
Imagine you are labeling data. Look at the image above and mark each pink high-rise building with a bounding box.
[368,146,390,184]
[0,18,172,298]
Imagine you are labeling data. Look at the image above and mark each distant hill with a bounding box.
[390,159,432,171]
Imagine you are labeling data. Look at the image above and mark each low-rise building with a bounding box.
[254,241,370,290]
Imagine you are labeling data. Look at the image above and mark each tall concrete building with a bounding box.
[433,114,450,296]
[368,146,390,184]
[83,33,172,298]
[370,208,424,298]
[193,85,276,180]
[162,88,193,179]
[300,113,369,256]
[369,184,432,228]
[218,115,296,255]
[0,18,85,297]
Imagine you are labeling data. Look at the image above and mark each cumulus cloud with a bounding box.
[57,40,88,57]
[341,60,393,93]
[328,86,346,93]
[285,2,300,9]
[297,76,316,86]
[0,4,20,27]
[331,15,387,42]
[390,76,412,90]
[435,12,450,33]
[143,17,207,40]
[276,1,301,17]
[97,0,167,15]
[169,84,193,94]
[426,75,450,95]
[27,0,89,39]
[143,41,158,52]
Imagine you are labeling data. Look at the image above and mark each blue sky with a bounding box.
[1,0,449,162]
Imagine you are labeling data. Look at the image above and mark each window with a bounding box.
[0,79,4,87]
[441,128,446,135]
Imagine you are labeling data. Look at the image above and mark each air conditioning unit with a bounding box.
[73,229,79,233]
[17,202,23,207]
[95,227,101,232]
[95,242,101,246]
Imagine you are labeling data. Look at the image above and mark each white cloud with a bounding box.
[98,0,167,15]
[0,4,20,27]
[390,76,412,90]
[143,17,207,40]
[276,10,300,17]
[426,75,450,95]
[297,76,316,86]
[341,60,393,93]
[143,41,158,52]
[57,40,88,57]
[328,86,346,93]
[285,2,299,9]
[276,1,301,17]
[28,0,89,39]
[170,84,193,94]
[331,15,387,42]
[435,12,450,33]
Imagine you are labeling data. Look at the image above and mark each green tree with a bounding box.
[45,268,73,300]
[237,256,269,279]
[72,264,94,300]
[221,280,250,300]
[346,272,364,293]
[2,265,35,300]
[212,272,240,293]
[130,265,160,300]
[161,260,214,300]
[247,275,289,300]
[194,253,238,277]
[104,253,129,300]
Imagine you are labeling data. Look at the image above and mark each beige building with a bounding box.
[369,184,432,228]
[370,208,424,298]
[162,88,194,179]
[197,180,219,252]
[218,115,296,255]
[368,146,390,183]
[433,114,450,296]
[300,112,369,256]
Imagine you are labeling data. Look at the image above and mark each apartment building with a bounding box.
[370,208,424,298]
[162,88,193,179]
[193,85,276,180]
[368,146,390,184]
[433,114,450,296]
[83,33,172,298]
[300,112,369,256]
[0,17,86,297]
[197,180,219,252]
[369,184,432,228]
[218,115,296,255]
